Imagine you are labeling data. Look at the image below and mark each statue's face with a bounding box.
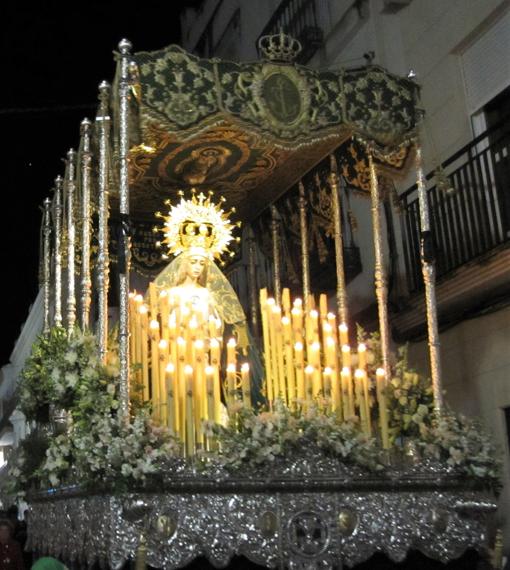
[187,255,206,280]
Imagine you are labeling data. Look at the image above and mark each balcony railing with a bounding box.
[257,0,323,64]
[400,119,510,293]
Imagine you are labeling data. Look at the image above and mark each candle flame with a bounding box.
[324,366,332,374]
[281,316,290,325]
[305,365,314,374]
[166,362,175,373]
[241,363,250,372]
[227,338,236,347]
[294,342,303,350]
[358,343,366,352]
[150,319,159,330]
[134,294,143,303]
[184,365,193,375]
[341,344,351,353]
[293,298,303,307]
[139,305,148,314]
[195,339,204,349]
[205,365,214,375]
[354,369,365,379]
[210,338,220,349]
[158,339,168,349]
[376,368,385,378]
[227,363,236,373]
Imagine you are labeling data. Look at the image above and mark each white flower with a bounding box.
[64,351,78,365]
[65,371,79,388]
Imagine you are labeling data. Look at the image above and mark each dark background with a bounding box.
[0,2,200,364]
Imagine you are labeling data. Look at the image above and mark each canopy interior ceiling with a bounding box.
[115,44,420,221]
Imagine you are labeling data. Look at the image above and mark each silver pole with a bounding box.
[416,142,444,412]
[80,118,93,329]
[96,81,111,361]
[118,38,133,422]
[53,176,64,328]
[42,198,52,334]
[66,149,77,337]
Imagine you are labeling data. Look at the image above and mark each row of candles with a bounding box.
[128,283,252,456]
[259,288,390,448]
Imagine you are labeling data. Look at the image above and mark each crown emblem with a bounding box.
[258,30,302,63]
[155,190,240,260]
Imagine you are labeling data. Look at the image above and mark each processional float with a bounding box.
[26,34,500,569]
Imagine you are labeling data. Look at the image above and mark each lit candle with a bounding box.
[177,336,187,440]
[310,341,322,397]
[309,309,320,344]
[267,298,280,399]
[205,365,216,450]
[194,339,205,447]
[304,365,314,403]
[165,362,178,434]
[341,344,352,369]
[282,316,296,407]
[158,339,169,425]
[358,343,367,371]
[341,366,355,418]
[139,303,149,401]
[241,363,251,408]
[325,337,341,415]
[227,363,237,409]
[294,342,305,402]
[339,323,349,346]
[273,305,287,403]
[354,369,368,435]
[319,294,328,326]
[259,288,273,403]
[376,368,390,449]
[150,319,161,421]
[227,338,237,368]
[159,289,169,342]
[323,366,332,403]
[291,303,304,345]
[184,365,195,457]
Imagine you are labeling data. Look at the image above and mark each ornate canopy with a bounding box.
[117,44,420,221]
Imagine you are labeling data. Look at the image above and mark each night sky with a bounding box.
[0,3,197,364]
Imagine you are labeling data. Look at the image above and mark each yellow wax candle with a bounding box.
[354,369,369,435]
[208,315,217,340]
[362,368,372,436]
[267,298,280,399]
[177,336,187,440]
[273,306,287,404]
[376,368,390,449]
[341,344,352,368]
[341,366,355,418]
[187,315,199,363]
[129,292,136,368]
[323,367,332,402]
[205,365,215,422]
[241,363,251,408]
[291,304,304,345]
[282,316,296,407]
[358,343,367,371]
[184,365,195,457]
[226,363,237,409]
[310,341,322,397]
[165,362,179,434]
[309,309,320,344]
[259,288,273,403]
[158,339,169,425]
[226,338,237,368]
[159,289,170,342]
[325,337,341,414]
[138,303,150,401]
[304,365,314,403]
[150,319,161,420]
[294,342,305,402]
[319,294,328,325]
[339,323,349,346]
[211,361,221,424]
[194,339,205,446]
[168,313,177,365]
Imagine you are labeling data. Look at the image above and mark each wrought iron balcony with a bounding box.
[257,0,323,64]
[400,118,510,294]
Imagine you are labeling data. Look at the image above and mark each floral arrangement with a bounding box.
[41,411,180,490]
[11,326,180,497]
[356,327,434,444]
[418,411,501,489]
[206,400,384,473]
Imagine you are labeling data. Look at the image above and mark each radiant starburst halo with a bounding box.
[155,190,240,260]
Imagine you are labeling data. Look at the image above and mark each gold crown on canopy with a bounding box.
[258,30,302,63]
[156,190,240,260]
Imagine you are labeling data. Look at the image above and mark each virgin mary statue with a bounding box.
[153,191,263,401]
